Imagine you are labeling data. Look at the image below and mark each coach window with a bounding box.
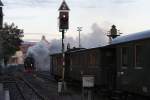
[58,57,62,65]
[57,57,59,66]
[54,57,57,66]
[70,57,72,65]
[92,53,97,65]
[88,53,95,65]
[73,54,79,65]
[121,47,129,68]
[81,54,85,65]
[72,55,76,65]
[84,54,88,65]
[89,54,93,65]
[135,45,142,69]
[70,55,73,66]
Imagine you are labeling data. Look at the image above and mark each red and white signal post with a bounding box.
[58,0,70,93]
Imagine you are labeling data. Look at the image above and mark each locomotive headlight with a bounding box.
[117,71,124,76]
[142,86,148,93]
[80,71,83,75]
[120,71,124,75]
[70,67,72,71]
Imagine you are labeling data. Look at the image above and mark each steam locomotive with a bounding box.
[24,56,35,72]
[50,30,150,99]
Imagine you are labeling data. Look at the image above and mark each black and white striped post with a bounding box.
[61,29,66,92]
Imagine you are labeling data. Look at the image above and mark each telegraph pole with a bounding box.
[77,27,82,48]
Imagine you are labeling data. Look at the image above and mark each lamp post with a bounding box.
[58,0,70,94]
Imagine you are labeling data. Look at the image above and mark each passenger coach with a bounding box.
[50,30,150,99]
[51,47,116,89]
[112,30,150,97]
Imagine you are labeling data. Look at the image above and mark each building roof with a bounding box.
[58,0,70,11]
[0,0,3,6]
[111,30,150,44]
[41,35,50,45]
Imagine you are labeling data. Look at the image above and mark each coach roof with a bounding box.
[111,30,150,44]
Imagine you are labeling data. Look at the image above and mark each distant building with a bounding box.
[20,41,36,57]
[9,51,24,65]
[8,41,36,65]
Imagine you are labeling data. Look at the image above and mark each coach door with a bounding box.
[101,48,117,89]
[65,53,71,80]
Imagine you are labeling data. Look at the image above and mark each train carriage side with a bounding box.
[100,47,117,90]
[69,48,101,84]
[50,53,62,80]
[112,31,150,98]
[68,47,117,89]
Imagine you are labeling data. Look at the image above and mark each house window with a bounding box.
[121,47,129,68]
[135,45,142,68]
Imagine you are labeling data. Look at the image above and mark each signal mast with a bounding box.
[0,0,3,29]
[58,0,70,93]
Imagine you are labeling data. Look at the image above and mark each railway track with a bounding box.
[23,73,58,99]
[4,82,25,100]
[3,75,46,100]
[16,77,46,100]
[35,71,56,82]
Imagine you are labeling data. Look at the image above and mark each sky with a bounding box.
[2,0,150,42]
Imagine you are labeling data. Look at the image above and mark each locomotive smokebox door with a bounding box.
[58,0,70,31]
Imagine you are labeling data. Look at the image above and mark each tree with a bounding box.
[0,23,23,66]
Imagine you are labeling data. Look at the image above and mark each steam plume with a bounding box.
[49,23,108,53]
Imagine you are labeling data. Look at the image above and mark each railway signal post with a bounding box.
[58,0,70,94]
[0,0,3,29]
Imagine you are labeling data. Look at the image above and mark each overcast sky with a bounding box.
[2,0,150,41]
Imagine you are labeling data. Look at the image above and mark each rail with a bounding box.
[2,74,48,100]
[35,72,56,82]
[17,77,46,100]
[3,81,26,100]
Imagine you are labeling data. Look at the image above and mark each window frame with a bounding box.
[89,52,97,66]
[120,46,130,69]
[134,44,143,69]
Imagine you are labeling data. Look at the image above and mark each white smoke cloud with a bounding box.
[81,23,108,48]
[27,39,50,71]
[25,23,108,71]
[49,23,108,53]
